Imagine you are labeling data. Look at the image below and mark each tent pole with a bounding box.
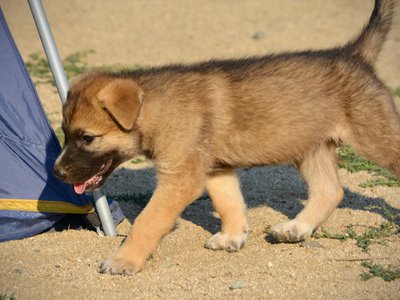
[27,0,117,237]
[27,0,68,103]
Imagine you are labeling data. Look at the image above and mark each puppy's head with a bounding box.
[54,72,143,194]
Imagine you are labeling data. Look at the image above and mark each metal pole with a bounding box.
[27,0,68,103]
[28,0,117,236]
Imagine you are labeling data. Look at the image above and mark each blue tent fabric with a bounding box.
[0,8,124,242]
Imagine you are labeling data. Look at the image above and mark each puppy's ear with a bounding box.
[97,78,143,130]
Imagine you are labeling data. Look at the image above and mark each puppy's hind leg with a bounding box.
[346,92,400,179]
[205,169,249,252]
[272,143,344,242]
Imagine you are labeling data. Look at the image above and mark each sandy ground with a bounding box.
[0,0,400,299]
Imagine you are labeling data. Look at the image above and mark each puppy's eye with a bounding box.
[82,134,95,145]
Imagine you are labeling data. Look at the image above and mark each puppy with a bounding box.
[54,0,398,275]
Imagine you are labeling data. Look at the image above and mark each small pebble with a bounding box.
[229,280,248,290]
[252,31,265,40]
[267,261,273,268]
[268,289,274,295]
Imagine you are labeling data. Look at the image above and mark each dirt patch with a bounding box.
[0,0,399,299]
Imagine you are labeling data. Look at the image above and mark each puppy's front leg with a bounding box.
[205,169,248,252]
[100,175,204,275]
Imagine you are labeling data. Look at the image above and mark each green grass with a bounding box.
[360,261,400,281]
[313,222,398,252]
[365,205,400,225]
[315,225,400,281]
[359,176,400,188]
[54,127,65,147]
[0,293,16,300]
[25,50,147,87]
[313,204,399,252]
[313,227,349,241]
[25,50,95,86]
[349,222,397,252]
[63,50,95,79]
[313,205,400,281]
[337,145,399,188]
[131,157,145,164]
[393,87,400,97]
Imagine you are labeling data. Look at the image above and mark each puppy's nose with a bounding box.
[53,167,68,181]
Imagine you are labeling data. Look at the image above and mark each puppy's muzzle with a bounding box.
[53,166,68,181]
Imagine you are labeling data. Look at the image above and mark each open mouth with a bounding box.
[73,159,113,194]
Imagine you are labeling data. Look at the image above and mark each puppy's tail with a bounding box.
[344,0,394,65]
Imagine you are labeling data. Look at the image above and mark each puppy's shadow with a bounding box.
[103,165,400,234]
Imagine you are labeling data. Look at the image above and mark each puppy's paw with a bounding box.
[271,220,313,242]
[204,231,248,252]
[99,256,142,275]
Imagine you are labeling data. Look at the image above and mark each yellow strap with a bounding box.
[0,199,94,214]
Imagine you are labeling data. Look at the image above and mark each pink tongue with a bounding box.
[72,162,110,195]
[74,181,89,195]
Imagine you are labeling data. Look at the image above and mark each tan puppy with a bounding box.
[54,0,398,275]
